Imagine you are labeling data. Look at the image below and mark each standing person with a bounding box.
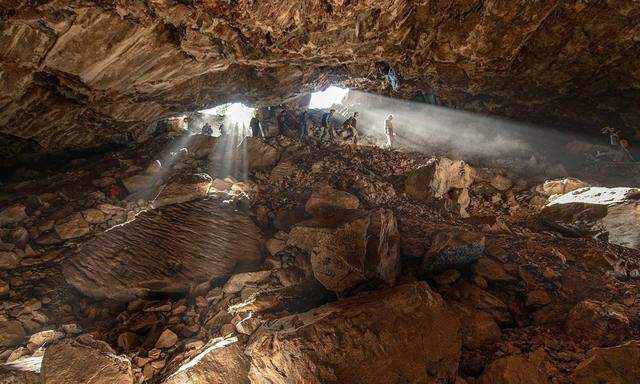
[320,109,336,142]
[342,111,360,144]
[249,114,264,137]
[218,123,226,137]
[201,122,213,136]
[602,126,620,147]
[299,110,309,141]
[384,114,395,148]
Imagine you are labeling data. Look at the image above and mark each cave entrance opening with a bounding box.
[198,102,256,137]
[309,86,349,109]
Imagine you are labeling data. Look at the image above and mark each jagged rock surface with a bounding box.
[246,282,461,384]
[62,199,261,301]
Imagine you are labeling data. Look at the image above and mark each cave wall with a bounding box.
[1,0,639,151]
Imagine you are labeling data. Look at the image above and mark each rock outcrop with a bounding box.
[246,282,461,384]
[288,209,400,293]
[405,158,474,201]
[63,199,261,301]
[541,187,640,250]
[570,340,640,384]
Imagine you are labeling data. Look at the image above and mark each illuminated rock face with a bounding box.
[1,1,639,156]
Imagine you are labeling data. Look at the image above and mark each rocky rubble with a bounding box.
[0,133,639,384]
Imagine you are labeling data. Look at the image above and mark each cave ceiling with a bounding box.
[1,0,639,152]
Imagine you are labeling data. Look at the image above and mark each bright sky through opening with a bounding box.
[200,102,255,129]
[309,86,349,109]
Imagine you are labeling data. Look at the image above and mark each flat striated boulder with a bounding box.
[405,157,474,201]
[54,213,90,240]
[42,335,132,384]
[151,173,212,208]
[163,337,250,384]
[541,187,640,249]
[63,199,261,301]
[288,209,400,293]
[246,282,461,384]
[570,340,640,384]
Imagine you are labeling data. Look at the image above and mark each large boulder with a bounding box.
[54,213,90,240]
[163,336,250,384]
[540,187,640,249]
[305,185,359,217]
[570,340,640,384]
[537,177,590,197]
[237,137,279,170]
[0,204,27,226]
[288,209,400,293]
[421,229,485,273]
[246,282,461,384]
[151,173,212,208]
[477,355,547,384]
[0,320,25,347]
[405,157,474,201]
[565,300,629,347]
[42,335,133,384]
[63,199,261,301]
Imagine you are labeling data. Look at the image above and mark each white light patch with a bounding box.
[200,102,255,131]
[309,86,349,109]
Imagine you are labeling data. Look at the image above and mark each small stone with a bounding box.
[117,332,140,351]
[434,269,461,285]
[0,279,9,296]
[490,175,513,191]
[0,320,26,347]
[220,323,236,336]
[473,258,515,283]
[223,271,272,294]
[93,177,116,188]
[144,303,172,312]
[61,323,82,334]
[82,208,106,224]
[0,204,27,226]
[28,330,64,348]
[526,290,552,308]
[54,212,91,239]
[266,238,287,255]
[0,251,20,269]
[155,329,178,349]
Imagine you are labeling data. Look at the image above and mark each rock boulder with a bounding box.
[246,282,461,384]
[570,340,640,384]
[405,158,474,201]
[305,185,359,217]
[63,199,261,301]
[151,173,212,208]
[421,229,485,273]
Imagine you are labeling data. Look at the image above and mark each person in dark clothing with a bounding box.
[320,109,336,142]
[342,111,360,144]
[218,123,226,137]
[201,123,213,136]
[299,111,309,140]
[249,115,264,137]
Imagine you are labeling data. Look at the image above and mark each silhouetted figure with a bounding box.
[320,109,336,142]
[343,111,359,144]
[250,116,264,137]
[202,123,213,136]
[299,111,309,141]
[218,123,227,137]
[384,114,395,148]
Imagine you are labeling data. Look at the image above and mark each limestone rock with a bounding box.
[54,213,90,240]
[538,177,590,197]
[164,336,250,384]
[405,158,474,201]
[122,174,158,194]
[63,199,261,301]
[477,355,547,384]
[565,300,629,347]
[0,320,26,347]
[238,137,279,170]
[155,329,178,349]
[0,204,27,226]
[247,282,461,384]
[42,335,133,384]
[541,187,640,250]
[571,340,640,384]
[288,209,399,293]
[305,185,360,217]
[152,173,212,208]
[421,229,485,273]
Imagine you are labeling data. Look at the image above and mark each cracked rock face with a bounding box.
[1,1,639,154]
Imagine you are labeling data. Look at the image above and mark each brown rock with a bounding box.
[62,199,261,301]
[434,269,461,285]
[571,340,640,383]
[82,208,106,224]
[247,282,461,384]
[92,177,116,188]
[304,185,360,217]
[452,303,501,349]
[155,329,178,349]
[0,320,26,347]
[122,174,157,194]
[526,290,552,308]
[237,137,279,169]
[0,251,20,269]
[288,209,399,293]
[538,177,590,197]
[42,335,133,384]
[54,213,90,240]
[0,204,27,226]
[478,355,547,384]
[421,229,485,273]
[489,175,512,191]
[565,300,629,347]
[152,173,212,208]
[473,258,515,283]
[164,336,250,384]
[223,271,272,294]
[405,157,474,201]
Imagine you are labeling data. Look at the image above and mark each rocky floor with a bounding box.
[0,131,639,383]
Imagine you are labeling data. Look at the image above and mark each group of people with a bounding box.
[199,107,398,149]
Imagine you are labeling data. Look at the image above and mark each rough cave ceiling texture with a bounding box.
[1,0,639,152]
